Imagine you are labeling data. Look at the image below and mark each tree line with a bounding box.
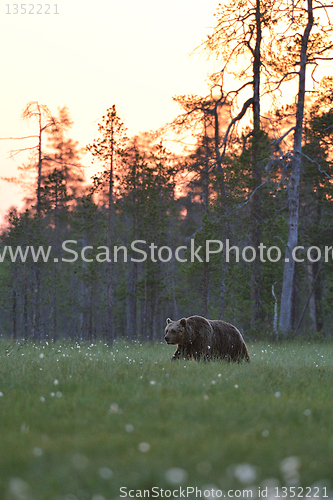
[1,0,333,342]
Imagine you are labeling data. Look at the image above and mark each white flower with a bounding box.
[165,467,188,484]
[9,478,30,498]
[108,403,119,414]
[99,467,113,479]
[280,456,300,484]
[138,442,150,452]
[233,464,258,484]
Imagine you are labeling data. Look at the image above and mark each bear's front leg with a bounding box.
[171,345,190,360]
[171,345,183,360]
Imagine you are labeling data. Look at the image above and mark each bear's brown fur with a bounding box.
[164,315,250,362]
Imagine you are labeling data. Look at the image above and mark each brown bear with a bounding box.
[164,315,250,362]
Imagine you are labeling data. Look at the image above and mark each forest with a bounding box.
[1,0,333,343]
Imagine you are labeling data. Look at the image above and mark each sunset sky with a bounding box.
[1,1,332,224]
[0,0,220,221]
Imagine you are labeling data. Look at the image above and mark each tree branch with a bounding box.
[221,97,254,156]
[235,177,269,209]
[0,135,39,140]
[301,152,333,179]
[8,146,38,158]
[271,126,296,151]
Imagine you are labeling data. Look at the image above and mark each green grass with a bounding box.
[0,339,332,500]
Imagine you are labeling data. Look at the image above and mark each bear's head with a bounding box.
[164,317,187,345]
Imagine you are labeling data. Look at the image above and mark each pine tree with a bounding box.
[87,106,127,344]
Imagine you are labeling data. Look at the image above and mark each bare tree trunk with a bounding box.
[219,258,226,320]
[140,297,145,339]
[37,108,42,216]
[147,286,153,341]
[250,0,263,329]
[35,106,43,340]
[296,259,323,333]
[202,261,209,317]
[23,262,28,340]
[88,286,93,342]
[250,215,262,328]
[81,234,88,341]
[306,260,317,331]
[33,266,41,340]
[107,262,114,343]
[53,181,59,342]
[215,102,227,322]
[23,291,28,340]
[291,264,300,331]
[51,264,58,341]
[201,121,210,319]
[143,275,148,339]
[152,293,158,341]
[313,260,323,332]
[126,261,137,340]
[12,289,17,341]
[171,262,178,319]
[313,199,323,332]
[279,0,314,334]
[272,283,278,338]
[107,122,115,345]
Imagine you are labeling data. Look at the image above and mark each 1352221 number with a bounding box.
[6,4,59,14]
[274,486,328,498]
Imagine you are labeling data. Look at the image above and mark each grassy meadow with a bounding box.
[0,339,332,500]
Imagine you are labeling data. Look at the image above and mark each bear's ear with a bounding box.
[180,318,187,328]
[166,318,172,325]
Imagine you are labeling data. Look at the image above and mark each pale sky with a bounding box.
[1,1,332,224]
[0,0,220,221]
